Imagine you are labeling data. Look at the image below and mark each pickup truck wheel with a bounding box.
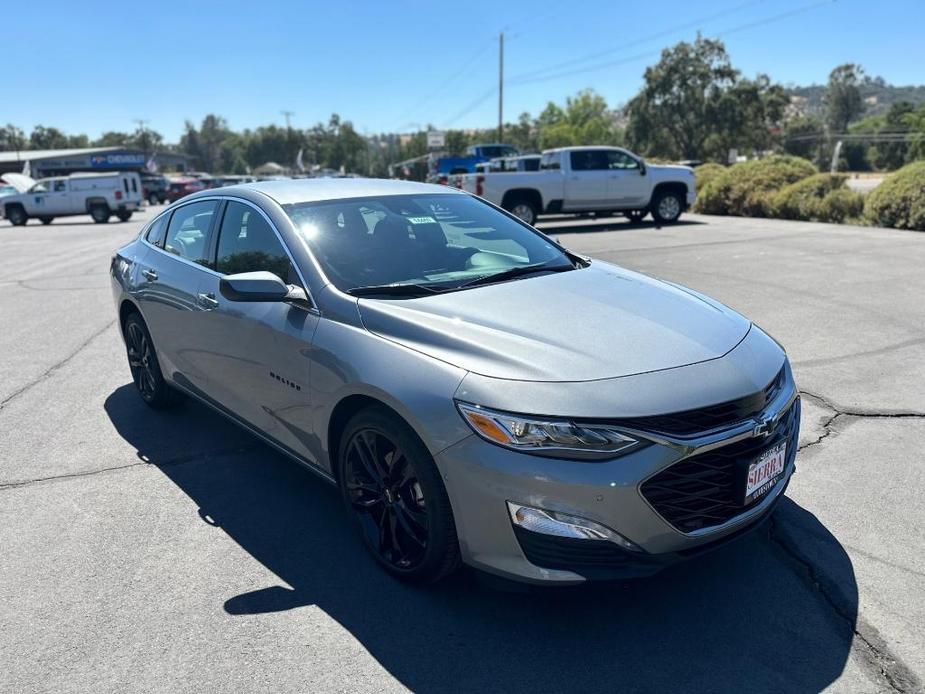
[90,204,111,224]
[148,193,159,205]
[652,191,683,224]
[117,211,133,222]
[505,198,537,225]
[6,205,28,226]
[39,216,54,225]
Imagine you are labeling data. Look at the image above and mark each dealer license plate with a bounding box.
[744,442,786,505]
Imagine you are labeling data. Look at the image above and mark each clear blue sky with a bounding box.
[6,0,924,142]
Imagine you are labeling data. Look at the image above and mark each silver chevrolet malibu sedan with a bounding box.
[111,178,799,585]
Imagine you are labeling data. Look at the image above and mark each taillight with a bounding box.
[115,190,123,200]
[475,175,484,196]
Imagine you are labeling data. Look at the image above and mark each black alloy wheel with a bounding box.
[123,313,180,409]
[339,408,460,582]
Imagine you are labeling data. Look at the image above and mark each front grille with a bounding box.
[613,367,786,438]
[640,397,800,533]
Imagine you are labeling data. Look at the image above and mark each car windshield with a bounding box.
[284,193,574,293]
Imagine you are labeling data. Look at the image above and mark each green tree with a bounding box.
[30,126,72,150]
[825,63,865,133]
[782,115,824,162]
[0,124,27,151]
[626,36,738,159]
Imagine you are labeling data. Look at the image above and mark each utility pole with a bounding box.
[498,32,504,144]
[133,118,150,160]
[281,111,295,172]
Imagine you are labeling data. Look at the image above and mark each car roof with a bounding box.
[201,177,464,206]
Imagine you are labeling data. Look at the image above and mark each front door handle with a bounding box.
[141,268,158,281]
[197,292,219,310]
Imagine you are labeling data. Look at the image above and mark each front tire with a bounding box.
[504,197,538,226]
[123,313,182,409]
[90,204,111,224]
[651,190,684,224]
[338,406,461,583]
[6,205,27,226]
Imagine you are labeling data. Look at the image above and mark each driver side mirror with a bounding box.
[638,158,647,176]
[220,271,305,303]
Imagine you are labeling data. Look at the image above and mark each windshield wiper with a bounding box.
[347,283,445,298]
[456,261,576,289]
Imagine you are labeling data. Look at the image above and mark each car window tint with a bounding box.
[145,214,169,248]
[216,201,294,282]
[163,201,217,266]
[52,180,67,192]
[570,150,610,171]
[607,151,639,170]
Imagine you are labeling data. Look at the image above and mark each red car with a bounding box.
[165,178,206,203]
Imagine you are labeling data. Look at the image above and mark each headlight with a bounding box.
[456,402,644,459]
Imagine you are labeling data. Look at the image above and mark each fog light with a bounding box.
[507,502,641,552]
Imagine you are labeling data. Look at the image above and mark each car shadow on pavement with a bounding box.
[105,385,858,693]
[537,218,705,235]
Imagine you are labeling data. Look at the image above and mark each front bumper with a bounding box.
[437,370,800,584]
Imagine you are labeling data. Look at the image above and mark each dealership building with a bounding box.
[0,147,192,178]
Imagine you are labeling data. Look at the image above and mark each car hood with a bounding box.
[357,262,751,382]
[1,173,36,193]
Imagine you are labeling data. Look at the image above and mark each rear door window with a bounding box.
[164,201,218,266]
[145,213,170,248]
[570,150,610,171]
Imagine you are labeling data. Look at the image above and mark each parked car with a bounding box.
[1,171,142,225]
[457,146,696,225]
[165,177,207,202]
[141,174,169,205]
[213,175,258,187]
[112,178,798,586]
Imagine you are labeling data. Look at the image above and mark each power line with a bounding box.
[508,0,836,87]
[510,0,764,83]
[390,39,494,131]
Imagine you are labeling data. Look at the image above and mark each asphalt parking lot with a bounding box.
[2,208,923,693]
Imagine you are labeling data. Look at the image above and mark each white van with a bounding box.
[1,171,143,225]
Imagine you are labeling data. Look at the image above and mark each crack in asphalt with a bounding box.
[797,390,925,452]
[0,443,261,491]
[0,319,116,411]
[769,518,923,694]
[785,389,925,692]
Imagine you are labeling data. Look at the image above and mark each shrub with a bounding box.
[772,173,864,223]
[694,163,726,194]
[864,161,925,231]
[694,155,817,217]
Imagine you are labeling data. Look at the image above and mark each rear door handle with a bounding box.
[197,292,219,310]
[141,268,158,281]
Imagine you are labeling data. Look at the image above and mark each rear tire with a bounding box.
[504,197,538,226]
[117,211,133,222]
[39,216,54,225]
[123,312,182,409]
[90,204,111,224]
[337,406,461,584]
[651,190,684,224]
[6,205,27,226]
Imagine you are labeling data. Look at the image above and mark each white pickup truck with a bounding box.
[1,171,142,225]
[456,146,695,225]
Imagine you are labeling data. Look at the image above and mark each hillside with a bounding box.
[787,76,925,117]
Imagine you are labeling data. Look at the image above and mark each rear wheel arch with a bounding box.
[501,188,542,211]
[119,299,142,333]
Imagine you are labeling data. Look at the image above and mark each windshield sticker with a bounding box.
[406,216,437,225]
